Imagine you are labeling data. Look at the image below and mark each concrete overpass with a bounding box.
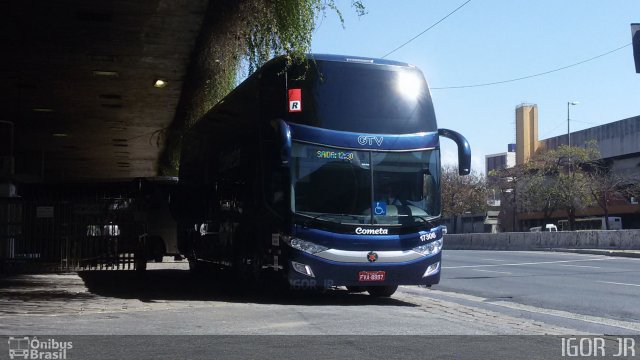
[0,0,241,182]
[0,0,260,272]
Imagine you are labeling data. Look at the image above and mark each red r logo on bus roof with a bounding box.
[288,88,302,112]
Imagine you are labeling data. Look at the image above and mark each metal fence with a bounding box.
[1,194,144,274]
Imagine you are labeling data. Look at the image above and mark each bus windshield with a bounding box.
[290,142,440,226]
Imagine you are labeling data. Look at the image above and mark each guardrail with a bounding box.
[444,230,640,251]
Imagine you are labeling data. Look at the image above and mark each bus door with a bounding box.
[216,178,244,264]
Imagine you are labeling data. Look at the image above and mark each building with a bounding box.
[485,144,516,174]
[515,104,539,165]
[482,145,516,233]
[538,115,640,178]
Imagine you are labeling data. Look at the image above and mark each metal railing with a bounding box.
[1,197,144,274]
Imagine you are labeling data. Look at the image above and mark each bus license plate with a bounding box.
[358,271,385,282]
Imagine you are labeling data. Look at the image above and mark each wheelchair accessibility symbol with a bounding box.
[374,202,387,216]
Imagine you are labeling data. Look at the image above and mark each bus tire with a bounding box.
[367,285,398,297]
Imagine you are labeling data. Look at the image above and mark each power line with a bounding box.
[539,121,566,139]
[572,119,600,126]
[431,43,632,90]
[381,0,473,59]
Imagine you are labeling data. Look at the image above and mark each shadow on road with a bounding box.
[77,269,418,307]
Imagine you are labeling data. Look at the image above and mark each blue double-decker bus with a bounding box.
[173,54,470,297]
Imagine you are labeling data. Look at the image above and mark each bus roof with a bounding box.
[307,53,414,68]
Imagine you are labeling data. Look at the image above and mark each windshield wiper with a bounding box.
[401,214,439,228]
[296,212,362,226]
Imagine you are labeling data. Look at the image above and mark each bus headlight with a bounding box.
[412,238,443,256]
[283,237,328,255]
[423,262,440,277]
[291,261,315,277]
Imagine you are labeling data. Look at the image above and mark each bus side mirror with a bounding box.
[438,128,471,175]
[273,119,292,167]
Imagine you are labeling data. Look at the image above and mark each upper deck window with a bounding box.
[287,60,437,134]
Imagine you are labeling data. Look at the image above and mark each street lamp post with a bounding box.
[567,101,579,147]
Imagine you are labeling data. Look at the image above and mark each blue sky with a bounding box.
[310,0,640,173]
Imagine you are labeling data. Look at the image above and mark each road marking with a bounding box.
[558,264,601,269]
[497,251,606,260]
[596,281,640,288]
[481,258,508,262]
[416,288,640,333]
[500,251,599,256]
[444,258,612,269]
[473,269,512,275]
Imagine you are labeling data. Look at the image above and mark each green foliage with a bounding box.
[519,171,558,215]
[533,143,600,172]
[513,144,600,230]
[244,0,366,73]
[526,144,599,212]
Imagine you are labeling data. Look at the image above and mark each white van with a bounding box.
[529,224,557,232]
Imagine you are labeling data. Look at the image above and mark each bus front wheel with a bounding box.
[367,285,398,297]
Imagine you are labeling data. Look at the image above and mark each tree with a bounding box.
[519,170,560,227]
[244,0,367,73]
[584,160,640,229]
[525,144,599,230]
[440,166,489,233]
[491,144,602,231]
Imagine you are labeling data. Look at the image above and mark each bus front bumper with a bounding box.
[286,249,441,288]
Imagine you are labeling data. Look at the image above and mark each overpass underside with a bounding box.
[0,0,256,273]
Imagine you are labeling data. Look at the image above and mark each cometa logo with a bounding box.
[355,227,389,235]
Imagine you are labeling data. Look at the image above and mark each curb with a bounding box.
[550,248,640,258]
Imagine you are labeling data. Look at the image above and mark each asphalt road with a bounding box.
[2,252,640,358]
[432,250,640,330]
